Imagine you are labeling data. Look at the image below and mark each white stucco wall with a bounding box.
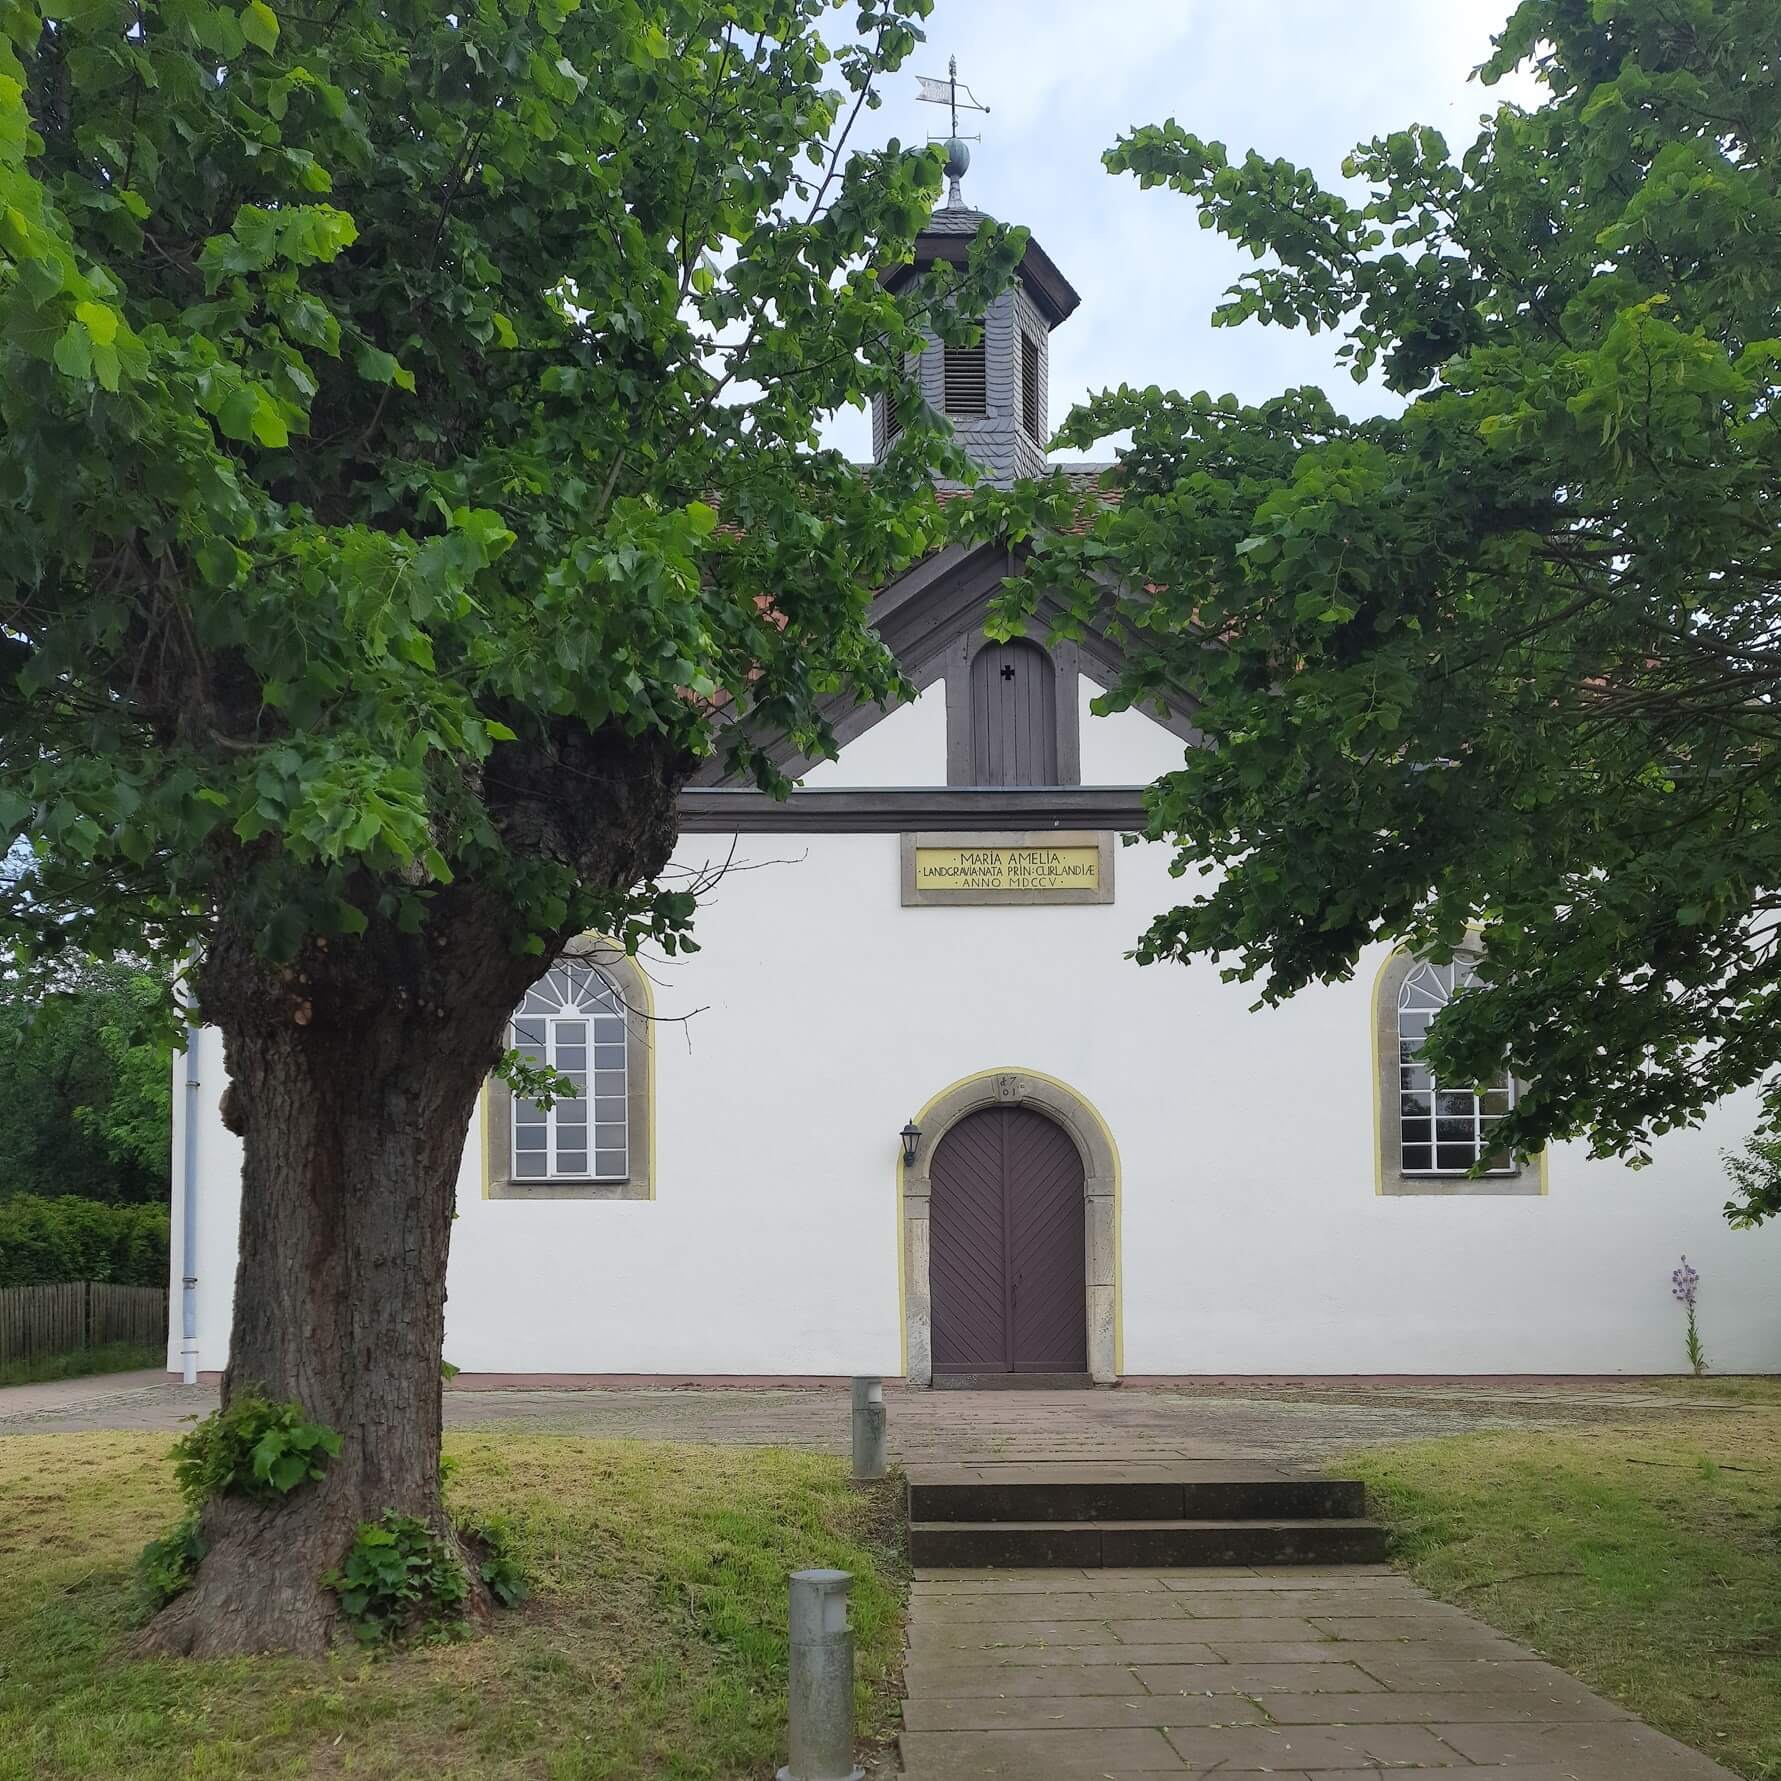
[800,690,945,787]
[172,679,1781,1377]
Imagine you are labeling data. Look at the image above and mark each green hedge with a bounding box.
[0,1195,169,1288]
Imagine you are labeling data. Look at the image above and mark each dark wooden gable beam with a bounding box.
[679,785,1151,834]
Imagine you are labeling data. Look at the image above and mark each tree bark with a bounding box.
[144,728,687,1656]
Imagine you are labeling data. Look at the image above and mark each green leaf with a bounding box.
[269,1452,309,1492]
[51,321,91,381]
[356,344,414,392]
[215,385,259,443]
[248,392,289,448]
[73,300,118,347]
[197,538,244,586]
[240,0,279,51]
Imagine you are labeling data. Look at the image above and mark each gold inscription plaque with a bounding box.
[913,844,1101,894]
[900,830,1115,906]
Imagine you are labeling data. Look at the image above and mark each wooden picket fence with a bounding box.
[0,1282,167,1365]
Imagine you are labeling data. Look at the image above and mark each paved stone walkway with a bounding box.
[0,1374,1740,1456]
[897,1566,1737,1779]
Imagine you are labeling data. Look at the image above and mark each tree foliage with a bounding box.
[0,948,173,1203]
[0,0,1016,976]
[994,0,1781,1217]
[2,0,1024,1654]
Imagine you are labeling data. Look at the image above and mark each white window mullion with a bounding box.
[545,1016,560,1180]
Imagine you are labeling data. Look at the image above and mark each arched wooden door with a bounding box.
[929,1105,1088,1377]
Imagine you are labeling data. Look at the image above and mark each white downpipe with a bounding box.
[179,1024,201,1385]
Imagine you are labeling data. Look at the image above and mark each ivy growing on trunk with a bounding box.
[1,0,1019,1654]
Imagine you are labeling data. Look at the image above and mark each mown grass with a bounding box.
[0,1340,162,1389]
[0,1433,907,1780]
[1345,1393,1781,1780]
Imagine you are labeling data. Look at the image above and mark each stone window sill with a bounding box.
[1381,1170,1540,1198]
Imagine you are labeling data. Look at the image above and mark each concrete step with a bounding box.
[909,1472,1366,1524]
[909,1517,1391,1569]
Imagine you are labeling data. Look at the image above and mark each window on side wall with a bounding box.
[1376,952,1538,1196]
[486,945,652,1201]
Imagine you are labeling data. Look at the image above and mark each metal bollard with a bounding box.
[850,1376,886,1481]
[780,1568,864,1781]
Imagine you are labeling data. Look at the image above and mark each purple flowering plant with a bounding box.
[1671,1256,1707,1377]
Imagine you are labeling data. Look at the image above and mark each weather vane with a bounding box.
[916,55,989,204]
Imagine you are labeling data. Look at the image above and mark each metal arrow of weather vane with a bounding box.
[915,55,989,204]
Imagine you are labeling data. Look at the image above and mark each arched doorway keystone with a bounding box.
[901,1069,1119,1385]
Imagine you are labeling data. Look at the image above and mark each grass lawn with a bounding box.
[0,1340,163,1389]
[1346,1380,1781,1781]
[0,1433,907,1781]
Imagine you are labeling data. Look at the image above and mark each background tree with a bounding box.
[1,0,1016,1654]
[991,0,1781,1217]
[0,946,174,1204]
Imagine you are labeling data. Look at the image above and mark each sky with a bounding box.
[818,0,1541,462]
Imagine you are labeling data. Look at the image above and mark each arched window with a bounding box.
[510,962,628,1181]
[1376,951,1537,1195]
[1396,959,1515,1175]
[486,945,653,1201]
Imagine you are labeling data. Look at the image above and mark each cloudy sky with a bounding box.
[819,0,1538,462]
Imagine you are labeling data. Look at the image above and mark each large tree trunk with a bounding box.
[145,729,687,1657]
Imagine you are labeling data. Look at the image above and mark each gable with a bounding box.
[693,539,1200,789]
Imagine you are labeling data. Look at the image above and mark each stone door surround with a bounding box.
[902,1068,1118,1386]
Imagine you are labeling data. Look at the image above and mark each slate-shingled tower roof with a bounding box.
[873,170,1082,489]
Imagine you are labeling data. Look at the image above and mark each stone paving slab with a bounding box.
[899,1727,1194,1774]
[910,1618,1133,1649]
[1345,1654,1590,1692]
[1126,1661,1383,1694]
[1261,1690,1632,1724]
[1167,1588,1426,1616]
[1110,1615,1328,1643]
[1163,1722,1471,1766]
[902,1663,1157,1696]
[896,1566,1739,1779]
[905,1660,1385,1697]
[1435,1718,1740,1774]
[1203,1636,1533,1663]
[904,1693,1268,1731]
[956,1641,1234,1669]
[921,1591,1186,1621]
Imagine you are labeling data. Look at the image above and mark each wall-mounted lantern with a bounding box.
[899,1119,922,1168]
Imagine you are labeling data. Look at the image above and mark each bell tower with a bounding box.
[874,73,1081,487]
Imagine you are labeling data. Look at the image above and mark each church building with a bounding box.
[169,178,1781,1386]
